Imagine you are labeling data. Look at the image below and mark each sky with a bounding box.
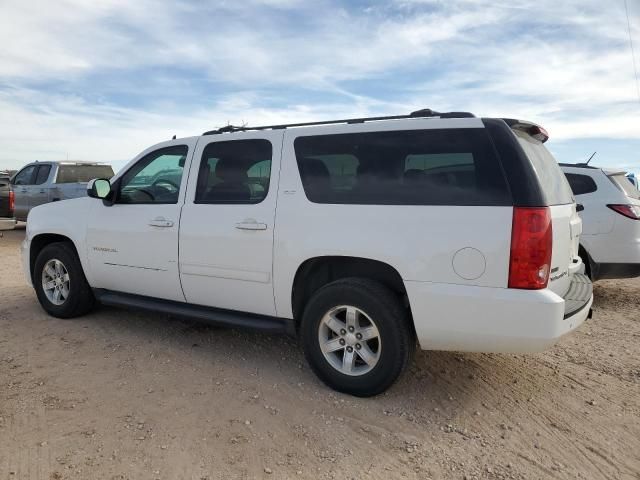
[0,0,639,174]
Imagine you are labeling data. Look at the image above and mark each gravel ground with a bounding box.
[1,227,639,480]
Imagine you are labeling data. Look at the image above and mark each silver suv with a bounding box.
[11,161,114,221]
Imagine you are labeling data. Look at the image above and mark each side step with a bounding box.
[93,289,295,335]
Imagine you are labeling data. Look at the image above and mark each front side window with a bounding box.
[35,165,52,185]
[13,165,36,185]
[294,128,511,205]
[117,146,188,204]
[195,139,272,204]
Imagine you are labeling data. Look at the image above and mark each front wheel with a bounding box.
[300,278,414,397]
[33,242,95,318]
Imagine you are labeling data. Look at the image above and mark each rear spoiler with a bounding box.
[603,168,627,176]
[501,118,549,143]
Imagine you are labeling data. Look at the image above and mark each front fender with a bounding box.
[25,198,94,285]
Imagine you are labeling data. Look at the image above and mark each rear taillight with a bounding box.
[8,190,14,216]
[607,204,640,220]
[508,207,553,289]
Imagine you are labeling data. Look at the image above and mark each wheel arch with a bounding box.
[290,256,411,327]
[578,243,594,280]
[29,233,81,284]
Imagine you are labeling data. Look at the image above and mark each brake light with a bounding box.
[8,190,14,216]
[528,125,549,143]
[607,204,640,220]
[508,207,553,289]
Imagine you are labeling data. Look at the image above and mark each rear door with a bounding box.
[178,131,282,316]
[514,130,579,296]
[31,164,52,208]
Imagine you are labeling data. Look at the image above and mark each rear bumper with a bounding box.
[405,276,592,353]
[0,217,16,231]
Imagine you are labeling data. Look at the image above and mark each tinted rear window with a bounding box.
[294,128,511,206]
[514,130,573,205]
[57,165,114,183]
[565,173,597,196]
[609,173,640,199]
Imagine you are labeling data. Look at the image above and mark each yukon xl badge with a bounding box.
[93,246,118,253]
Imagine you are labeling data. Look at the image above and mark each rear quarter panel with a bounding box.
[273,120,513,319]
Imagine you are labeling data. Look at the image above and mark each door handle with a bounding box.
[235,220,267,231]
[149,217,174,227]
[39,190,46,194]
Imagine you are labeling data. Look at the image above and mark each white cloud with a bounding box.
[0,0,639,170]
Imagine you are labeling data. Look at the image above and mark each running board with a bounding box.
[93,289,295,335]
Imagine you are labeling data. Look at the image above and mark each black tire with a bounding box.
[33,242,95,318]
[300,278,414,397]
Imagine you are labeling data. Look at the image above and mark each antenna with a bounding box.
[585,151,597,165]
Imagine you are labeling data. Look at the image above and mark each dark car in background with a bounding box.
[0,172,16,231]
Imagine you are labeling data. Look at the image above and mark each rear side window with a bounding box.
[294,128,511,206]
[514,131,573,205]
[565,173,597,196]
[195,139,272,204]
[35,165,51,185]
[57,165,114,183]
[609,173,640,199]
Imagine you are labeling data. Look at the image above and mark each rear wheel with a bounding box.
[300,278,413,397]
[34,242,95,318]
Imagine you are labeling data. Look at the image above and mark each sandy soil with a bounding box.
[1,227,639,480]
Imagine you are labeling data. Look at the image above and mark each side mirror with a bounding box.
[87,178,111,199]
[576,203,585,212]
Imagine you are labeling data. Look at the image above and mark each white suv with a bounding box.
[22,109,592,396]
[562,164,640,280]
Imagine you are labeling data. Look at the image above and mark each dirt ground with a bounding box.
[0,227,639,480]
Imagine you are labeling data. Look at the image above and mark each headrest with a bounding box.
[300,157,330,179]
[215,157,247,182]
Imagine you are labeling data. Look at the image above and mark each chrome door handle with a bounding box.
[149,217,174,227]
[235,220,267,231]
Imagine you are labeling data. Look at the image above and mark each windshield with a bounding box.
[514,130,574,205]
[57,165,114,183]
[609,173,640,199]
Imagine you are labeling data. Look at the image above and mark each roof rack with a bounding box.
[202,108,475,135]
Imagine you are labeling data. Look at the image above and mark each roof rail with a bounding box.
[202,109,475,135]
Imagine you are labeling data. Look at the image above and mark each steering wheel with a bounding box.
[152,179,179,191]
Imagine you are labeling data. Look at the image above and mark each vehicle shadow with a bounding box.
[74,304,533,414]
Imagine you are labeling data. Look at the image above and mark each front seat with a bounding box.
[203,157,251,203]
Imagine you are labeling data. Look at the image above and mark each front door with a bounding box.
[11,164,37,220]
[86,140,197,301]
[179,132,282,316]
